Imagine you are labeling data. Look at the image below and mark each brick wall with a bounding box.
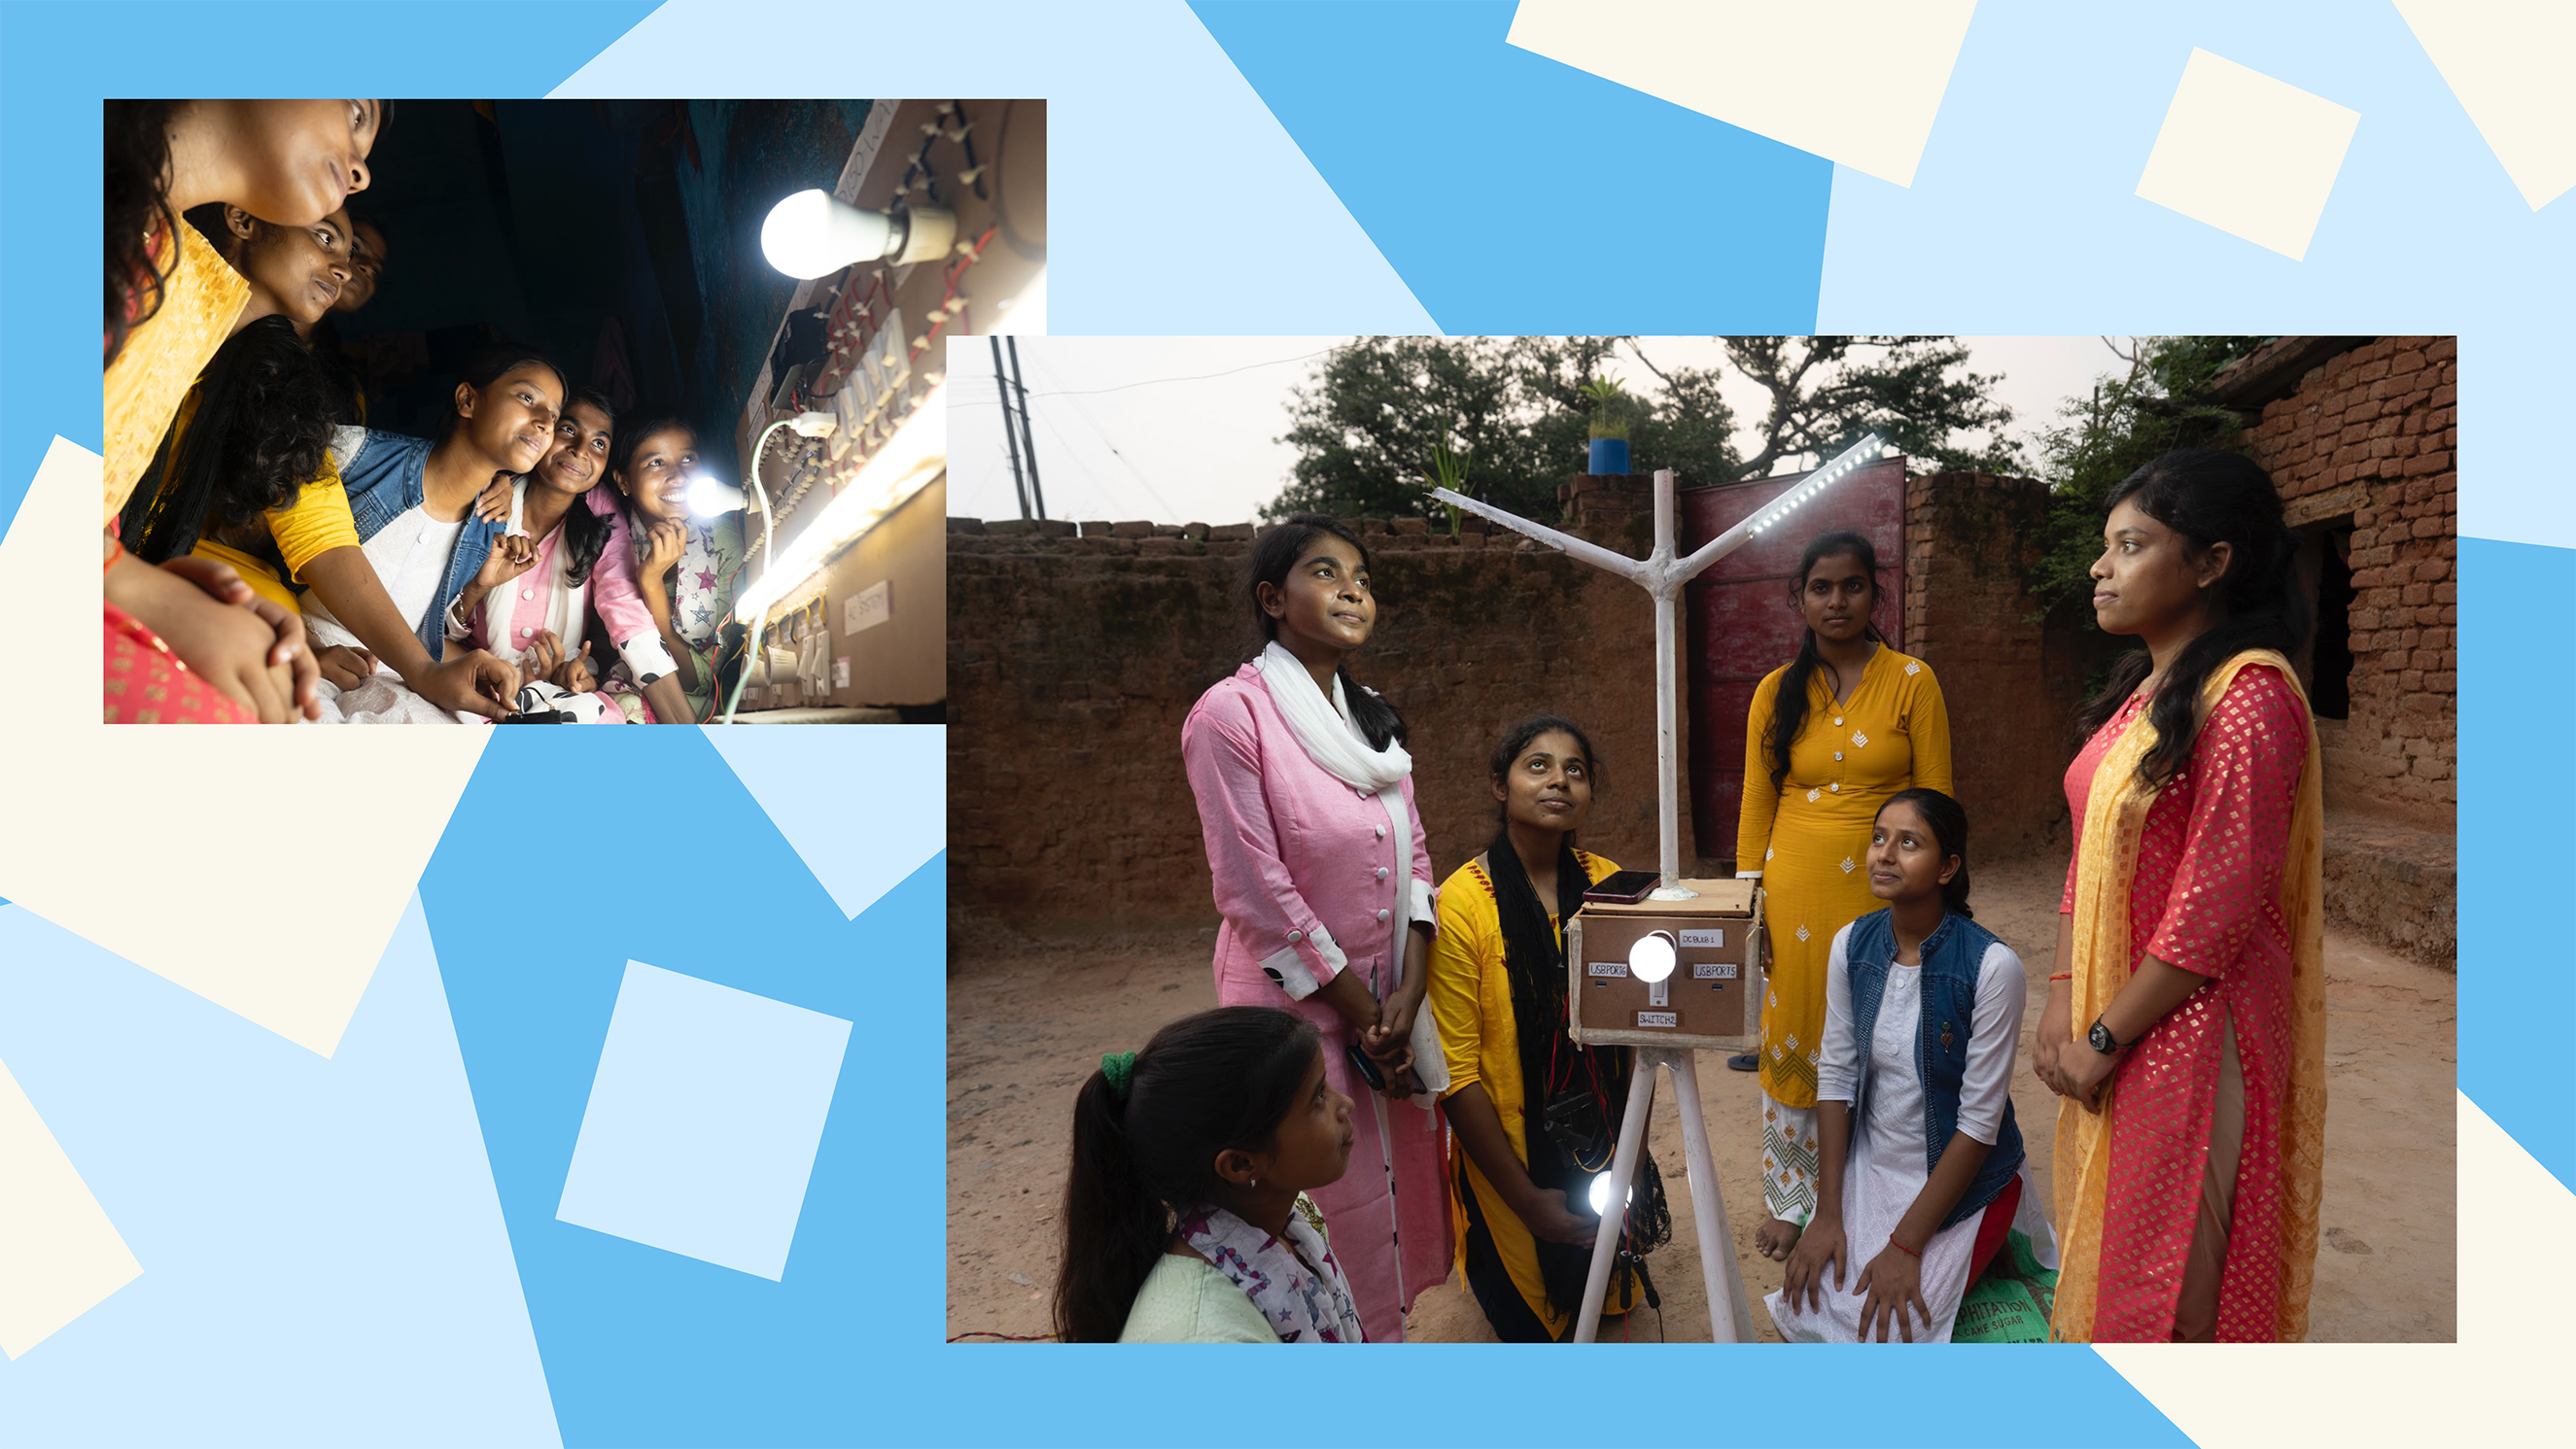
[2234,336,2456,829]
[948,516,1689,928]
[1902,471,2107,853]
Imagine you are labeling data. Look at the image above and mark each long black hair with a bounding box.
[1479,713,1645,1319]
[118,314,336,573]
[1878,787,1972,919]
[2075,449,2313,789]
[1054,1007,1322,1343]
[1245,513,1406,750]
[554,387,619,587]
[434,339,564,450]
[1766,530,1888,792]
[104,101,180,368]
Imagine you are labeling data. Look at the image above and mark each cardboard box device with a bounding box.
[1565,878,1762,1052]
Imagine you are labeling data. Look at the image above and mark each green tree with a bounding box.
[2023,335,2271,615]
[1693,335,2027,479]
[1269,335,2026,523]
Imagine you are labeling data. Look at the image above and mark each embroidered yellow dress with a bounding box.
[1427,847,1642,1340]
[1735,646,1951,1225]
[105,221,249,526]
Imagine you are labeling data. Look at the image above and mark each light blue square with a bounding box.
[556,962,852,1281]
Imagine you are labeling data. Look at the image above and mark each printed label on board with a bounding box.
[1637,1011,1679,1028]
[1681,928,1724,949]
[1587,961,1628,978]
[1692,962,1739,980]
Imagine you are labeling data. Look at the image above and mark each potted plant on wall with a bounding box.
[1580,373,1631,475]
[1422,434,1471,538]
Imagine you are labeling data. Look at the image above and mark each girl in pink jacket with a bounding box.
[1181,513,1451,1341]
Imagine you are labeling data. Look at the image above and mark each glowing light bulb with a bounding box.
[1588,1173,1634,1216]
[1628,930,1676,984]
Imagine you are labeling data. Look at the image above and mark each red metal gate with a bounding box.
[1682,457,1908,867]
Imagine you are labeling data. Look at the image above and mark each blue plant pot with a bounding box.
[1588,438,1629,475]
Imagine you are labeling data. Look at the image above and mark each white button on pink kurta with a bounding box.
[1181,662,1451,1341]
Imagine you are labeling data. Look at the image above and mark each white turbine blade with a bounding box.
[1431,488,1650,581]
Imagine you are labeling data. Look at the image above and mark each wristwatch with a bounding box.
[2087,1017,2125,1055]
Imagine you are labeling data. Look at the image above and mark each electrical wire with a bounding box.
[1021,351,1181,520]
[947,347,1338,404]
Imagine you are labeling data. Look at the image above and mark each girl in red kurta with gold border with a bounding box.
[2036,449,2327,1343]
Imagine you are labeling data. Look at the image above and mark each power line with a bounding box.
[1024,350,1182,520]
[947,347,1337,404]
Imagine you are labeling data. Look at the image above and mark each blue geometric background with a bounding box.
[0,1,2556,1445]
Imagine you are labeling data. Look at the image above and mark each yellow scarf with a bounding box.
[2051,649,2326,1342]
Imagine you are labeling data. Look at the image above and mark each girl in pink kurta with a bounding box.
[1181,514,1451,1342]
[443,391,679,721]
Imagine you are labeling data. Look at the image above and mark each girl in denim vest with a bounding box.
[1771,788,2056,1341]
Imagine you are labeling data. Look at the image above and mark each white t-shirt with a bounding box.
[302,504,469,661]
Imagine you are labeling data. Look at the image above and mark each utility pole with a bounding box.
[991,337,1031,519]
[1004,336,1046,521]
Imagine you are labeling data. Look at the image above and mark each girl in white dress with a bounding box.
[1770,788,2057,1342]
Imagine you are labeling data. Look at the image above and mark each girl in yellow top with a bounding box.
[103,100,383,721]
[1735,531,1951,1261]
[122,204,363,614]
[1427,715,1651,1340]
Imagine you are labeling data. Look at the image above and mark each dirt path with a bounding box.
[947,852,2454,1342]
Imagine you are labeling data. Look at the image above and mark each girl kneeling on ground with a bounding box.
[1771,788,2056,1342]
[1055,1007,1367,1343]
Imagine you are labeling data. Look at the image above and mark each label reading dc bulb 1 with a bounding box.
[1681,928,1724,949]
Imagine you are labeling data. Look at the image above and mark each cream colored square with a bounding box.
[2096,1092,2566,1437]
[1504,0,1976,188]
[2102,1101,2565,1441]
[2395,0,2575,211]
[2135,48,2360,260]
[0,1057,143,1359]
[2,437,486,1056]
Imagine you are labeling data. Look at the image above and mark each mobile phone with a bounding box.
[1582,870,1661,905]
[1346,1041,1386,1091]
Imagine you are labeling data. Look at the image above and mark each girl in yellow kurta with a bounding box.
[103,100,386,721]
[1428,715,1648,1340]
[1735,531,1951,1260]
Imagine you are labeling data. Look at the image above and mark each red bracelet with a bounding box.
[104,535,125,572]
[2048,973,2072,982]
[1889,1237,1921,1259]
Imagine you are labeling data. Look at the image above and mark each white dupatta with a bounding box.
[1252,642,1447,1099]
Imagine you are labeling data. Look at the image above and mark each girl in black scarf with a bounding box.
[1425,715,1667,1340]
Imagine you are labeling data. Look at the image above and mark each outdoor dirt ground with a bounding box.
[947,851,2454,1343]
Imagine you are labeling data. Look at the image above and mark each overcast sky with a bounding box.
[946,335,2140,527]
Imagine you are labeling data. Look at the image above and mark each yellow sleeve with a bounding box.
[1735,672,1783,871]
[1427,869,1489,1099]
[1907,660,1955,797]
[263,455,363,580]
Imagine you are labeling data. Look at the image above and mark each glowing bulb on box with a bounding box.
[1628,930,1677,984]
